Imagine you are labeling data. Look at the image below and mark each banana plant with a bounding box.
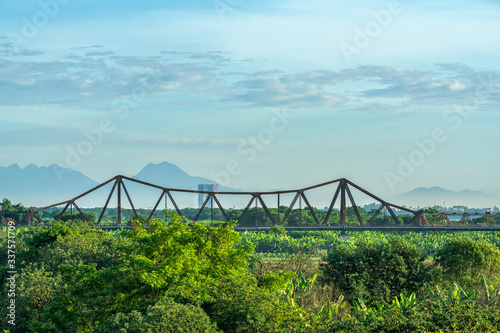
[482,275,500,306]
[453,282,476,301]
[390,292,417,313]
[280,279,296,306]
[296,273,317,292]
[425,282,476,303]
[427,283,443,297]
[351,299,388,320]
[319,294,346,320]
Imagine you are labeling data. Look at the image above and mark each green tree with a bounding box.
[0,263,61,333]
[0,219,125,333]
[237,207,273,226]
[93,296,221,333]
[1,198,14,211]
[346,206,368,225]
[200,277,315,332]
[287,209,317,226]
[33,214,254,332]
[1,198,27,223]
[267,225,286,235]
[435,236,500,288]
[321,237,432,304]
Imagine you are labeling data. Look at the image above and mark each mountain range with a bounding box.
[392,186,494,208]
[0,162,496,208]
[0,163,99,207]
[0,162,238,208]
[134,162,238,192]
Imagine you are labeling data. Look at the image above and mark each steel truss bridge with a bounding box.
[3,175,500,232]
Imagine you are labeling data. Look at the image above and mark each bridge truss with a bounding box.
[3,175,494,231]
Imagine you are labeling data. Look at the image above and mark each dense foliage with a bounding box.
[435,236,500,288]
[321,237,432,304]
[2,216,500,332]
[37,205,429,227]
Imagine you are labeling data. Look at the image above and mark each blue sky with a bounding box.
[1,0,499,205]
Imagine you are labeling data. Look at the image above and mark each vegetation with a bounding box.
[435,236,500,288]
[321,237,432,304]
[34,204,422,226]
[0,198,28,224]
[2,213,500,332]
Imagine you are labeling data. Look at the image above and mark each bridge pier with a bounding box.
[340,180,347,226]
[117,176,122,227]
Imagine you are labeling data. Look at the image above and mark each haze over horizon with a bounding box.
[1,161,498,210]
[1,0,499,203]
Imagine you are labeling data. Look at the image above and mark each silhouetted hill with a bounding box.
[393,186,494,207]
[0,163,99,207]
[124,162,240,208]
[132,161,239,191]
[0,162,242,209]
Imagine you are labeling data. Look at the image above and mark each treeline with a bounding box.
[0,199,29,224]
[25,204,417,226]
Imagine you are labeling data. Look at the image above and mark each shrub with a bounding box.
[321,237,432,304]
[435,236,500,288]
[268,225,287,235]
[201,277,315,333]
[93,297,221,333]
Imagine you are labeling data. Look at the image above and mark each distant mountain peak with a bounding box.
[1,161,242,208]
[459,189,485,195]
[144,161,182,169]
[7,163,20,170]
[394,185,492,207]
[137,161,192,180]
[133,161,240,191]
[0,163,98,206]
[406,186,447,194]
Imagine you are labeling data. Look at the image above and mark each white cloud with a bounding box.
[449,80,466,92]
[2,49,500,113]
[232,74,346,108]
[0,53,226,108]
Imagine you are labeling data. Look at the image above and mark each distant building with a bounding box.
[198,184,219,208]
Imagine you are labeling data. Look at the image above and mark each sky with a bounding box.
[1,0,499,205]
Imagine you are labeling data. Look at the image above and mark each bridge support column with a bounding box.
[117,177,122,227]
[27,209,33,226]
[277,193,280,225]
[340,179,347,226]
[410,211,429,227]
